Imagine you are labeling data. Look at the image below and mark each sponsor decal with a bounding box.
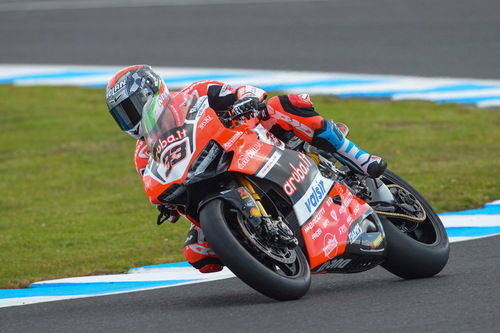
[154,128,187,160]
[186,94,203,117]
[250,208,261,217]
[237,188,250,199]
[284,153,313,196]
[348,224,363,243]
[295,174,334,225]
[237,156,249,169]
[305,179,327,213]
[352,201,360,215]
[219,84,236,97]
[322,233,338,258]
[237,141,263,169]
[330,209,338,221]
[197,115,213,129]
[255,150,282,178]
[267,105,314,139]
[223,131,244,150]
[312,228,322,240]
[319,258,352,271]
[106,79,126,98]
[237,86,266,99]
[304,207,325,233]
[344,192,353,208]
[338,224,348,235]
[346,215,353,225]
[188,244,216,256]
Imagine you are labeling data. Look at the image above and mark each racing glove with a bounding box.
[157,204,180,225]
[233,97,266,119]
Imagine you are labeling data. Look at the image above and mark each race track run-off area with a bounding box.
[0,65,498,309]
[0,200,498,308]
[2,65,500,108]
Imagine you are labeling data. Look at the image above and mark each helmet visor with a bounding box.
[109,87,153,131]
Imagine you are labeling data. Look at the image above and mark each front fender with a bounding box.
[198,187,263,227]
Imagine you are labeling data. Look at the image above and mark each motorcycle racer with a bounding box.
[105,65,387,273]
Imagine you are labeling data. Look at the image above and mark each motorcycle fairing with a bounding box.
[300,182,377,269]
[311,212,386,273]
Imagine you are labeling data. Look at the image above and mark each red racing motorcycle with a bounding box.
[141,92,449,301]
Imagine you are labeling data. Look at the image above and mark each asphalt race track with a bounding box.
[1,237,499,333]
[0,0,499,79]
[1,1,499,332]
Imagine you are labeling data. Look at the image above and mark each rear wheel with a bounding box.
[379,170,449,279]
[199,199,311,301]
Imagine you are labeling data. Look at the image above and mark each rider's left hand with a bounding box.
[157,204,180,225]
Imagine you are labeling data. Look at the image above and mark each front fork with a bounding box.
[236,174,269,216]
[236,174,298,247]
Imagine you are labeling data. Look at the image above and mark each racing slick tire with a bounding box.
[199,199,311,301]
[379,170,450,279]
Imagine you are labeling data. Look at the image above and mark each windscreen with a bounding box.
[141,92,196,160]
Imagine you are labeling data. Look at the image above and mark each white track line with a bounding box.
[0,0,327,12]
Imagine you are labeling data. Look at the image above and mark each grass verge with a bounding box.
[0,86,499,288]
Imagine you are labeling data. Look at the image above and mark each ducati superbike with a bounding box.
[141,92,450,301]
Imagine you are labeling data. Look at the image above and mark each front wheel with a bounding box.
[199,199,311,301]
[379,170,450,279]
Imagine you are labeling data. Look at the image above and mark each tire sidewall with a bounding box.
[380,170,450,279]
[200,199,311,301]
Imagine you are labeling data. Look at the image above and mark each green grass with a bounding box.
[0,86,499,288]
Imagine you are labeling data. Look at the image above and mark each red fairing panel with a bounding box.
[301,183,372,269]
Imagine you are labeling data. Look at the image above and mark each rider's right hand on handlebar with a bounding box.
[232,97,267,120]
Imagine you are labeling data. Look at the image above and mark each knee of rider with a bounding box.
[287,93,313,109]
